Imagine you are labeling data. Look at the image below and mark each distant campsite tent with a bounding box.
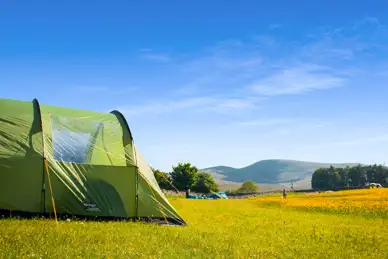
[0,98,185,226]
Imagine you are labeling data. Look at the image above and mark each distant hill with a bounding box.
[202,166,237,180]
[201,159,360,188]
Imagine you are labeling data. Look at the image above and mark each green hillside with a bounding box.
[201,166,237,180]
[201,159,360,185]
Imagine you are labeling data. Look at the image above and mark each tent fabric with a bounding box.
[135,146,184,223]
[0,99,43,212]
[0,98,185,225]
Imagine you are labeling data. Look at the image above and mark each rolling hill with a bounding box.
[201,159,360,189]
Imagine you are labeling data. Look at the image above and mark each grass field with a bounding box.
[1,189,388,258]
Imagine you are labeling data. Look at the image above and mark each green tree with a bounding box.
[327,166,341,188]
[375,165,388,184]
[337,167,349,187]
[348,165,367,186]
[312,164,388,189]
[312,168,330,189]
[329,170,341,188]
[192,172,220,193]
[227,189,238,194]
[237,180,258,193]
[153,169,172,190]
[170,162,198,191]
[366,165,377,183]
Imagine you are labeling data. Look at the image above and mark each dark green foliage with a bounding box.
[312,164,388,189]
[236,180,258,193]
[193,172,220,193]
[153,162,220,193]
[153,169,172,190]
[170,162,199,190]
[311,168,331,189]
[227,189,238,194]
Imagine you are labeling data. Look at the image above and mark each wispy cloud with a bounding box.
[299,134,388,149]
[173,19,383,99]
[211,98,259,110]
[248,64,347,96]
[139,48,171,62]
[236,118,291,126]
[139,48,154,52]
[76,86,137,95]
[254,35,277,47]
[78,86,109,92]
[352,16,386,31]
[119,95,261,116]
[117,17,386,118]
[268,23,282,30]
[234,118,334,137]
[303,17,387,63]
[141,53,171,62]
[110,17,388,169]
[111,87,138,95]
[334,134,388,146]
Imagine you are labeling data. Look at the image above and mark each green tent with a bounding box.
[0,98,185,226]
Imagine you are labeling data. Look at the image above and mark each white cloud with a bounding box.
[76,86,137,95]
[234,118,334,139]
[249,64,346,96]
[303,17,387,63]
[301,122,333,129]
[335,134,388,147]
[268,23,282,30]
[236,118,291,126]
[171,22,381,100]
[119,96,261,116]
[111,87,137,95]
[254,35,277,47]
[141,53,171,62]
[77,86,109,92]
[139,48,154,52]
[303,134,388,149]
[124,17,388,170]
[352,16,383,30]
[118,17,384,120]
[213,98,256,109]
[138,48,171,62]
[163,43,263,97]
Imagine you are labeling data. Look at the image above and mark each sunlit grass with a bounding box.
[254,188,388,218]
[1,189,387,258]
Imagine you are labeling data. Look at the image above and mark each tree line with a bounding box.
[152,162,260,194]
[311,164,388,189]
[152,162,220,193]
[226,180,258,194]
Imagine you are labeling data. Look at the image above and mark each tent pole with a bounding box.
[33,99,46,214]
[134,145,139,221]
[41,112,58,225]
[135,166,139,221]
[44,158,58,224]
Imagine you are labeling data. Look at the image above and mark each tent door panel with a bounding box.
[44,163,136,218]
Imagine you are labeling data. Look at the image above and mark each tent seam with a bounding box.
[110,110,139,219]
[33,98,46,214]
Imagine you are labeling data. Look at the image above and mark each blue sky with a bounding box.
[1,1,388,171]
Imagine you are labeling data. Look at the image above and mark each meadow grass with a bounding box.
[1,189,388,258]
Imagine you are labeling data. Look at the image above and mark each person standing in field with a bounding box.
[283,189,287,199]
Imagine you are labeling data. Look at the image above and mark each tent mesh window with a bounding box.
[49,115,124,166]
[50,115,100,164]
